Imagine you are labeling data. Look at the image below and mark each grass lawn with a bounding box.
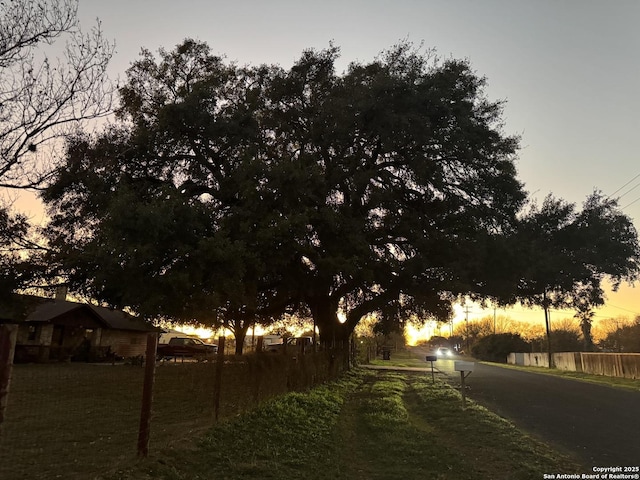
[0,353,345,480]
[0,361,273,480]
[104,368,582,480]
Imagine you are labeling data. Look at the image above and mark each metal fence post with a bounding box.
[137,332,158,457]
[213,336,226,421]
[0,324,18,435]
[0,324,18,434]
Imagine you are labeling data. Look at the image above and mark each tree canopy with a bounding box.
[41,39,543,343]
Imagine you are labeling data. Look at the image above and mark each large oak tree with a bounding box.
[43,40,527,344]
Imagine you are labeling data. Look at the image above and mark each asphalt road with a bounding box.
[420,354,640,468]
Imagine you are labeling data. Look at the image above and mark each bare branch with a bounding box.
[0,0,115,189]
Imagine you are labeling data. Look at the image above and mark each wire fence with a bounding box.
[0,331,350,480]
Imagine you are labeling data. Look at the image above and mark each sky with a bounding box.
[30,0,640,330]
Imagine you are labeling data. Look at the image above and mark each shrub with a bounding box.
[471,333,530,362]
[600,322,640,352]
[529,328,584,352]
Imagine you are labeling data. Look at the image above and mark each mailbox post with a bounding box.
[454,361,475,408]
[425,355,437,383]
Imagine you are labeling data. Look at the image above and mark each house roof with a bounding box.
[25,301,103,324]
[88,304,158,332]
[0,295,158,332]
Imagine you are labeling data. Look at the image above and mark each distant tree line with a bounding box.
[444,314,640,362]
[599,317,640,353]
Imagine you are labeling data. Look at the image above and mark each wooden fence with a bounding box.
[507,351,640,379]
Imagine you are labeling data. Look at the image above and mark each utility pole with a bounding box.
[464,304,471,353]
[493,307,497,335]
[543,290,553,368]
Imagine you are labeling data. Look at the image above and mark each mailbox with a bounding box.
[454,361,475,408]
[425,355,438,383]
[454,361,475,372]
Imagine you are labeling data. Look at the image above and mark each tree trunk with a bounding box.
[231,321,252,355]
[580,319,594,351]
[310,297,349,347]
[543,292,553,368]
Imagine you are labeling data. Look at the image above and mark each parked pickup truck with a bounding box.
[265,336,314,353]
[157,337,218,359]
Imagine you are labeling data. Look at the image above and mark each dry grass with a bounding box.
[0,352,345,480]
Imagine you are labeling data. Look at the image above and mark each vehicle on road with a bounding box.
[157,336,218,360]
[435,347,453,357]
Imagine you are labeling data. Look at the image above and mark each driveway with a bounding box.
[412,351,640,468]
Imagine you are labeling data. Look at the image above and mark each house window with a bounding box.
[27,325,38,341]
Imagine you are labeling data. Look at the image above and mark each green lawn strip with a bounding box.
[332,377,376,479]
[406,374,583,479]
[337,370,581,480]
[335,370,462,479]
[102,367,582,480]
[485,362,640,392]
[103,372,363,480]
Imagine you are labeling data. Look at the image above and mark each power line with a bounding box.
[621,196,640,210]
[617,181,640,200]
[602,303,640,316]
[608,172,640,198]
